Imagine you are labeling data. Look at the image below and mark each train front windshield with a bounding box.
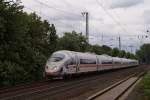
[48,53,65,62]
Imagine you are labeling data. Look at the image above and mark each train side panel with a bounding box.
[45,50,139,78]
[77,53,97,73]
[98,55,113,71]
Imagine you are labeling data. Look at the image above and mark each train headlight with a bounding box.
[53,66,59,71]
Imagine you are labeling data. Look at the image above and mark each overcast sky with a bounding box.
[21,0,150,53]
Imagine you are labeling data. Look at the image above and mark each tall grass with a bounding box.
[140,71,150,100]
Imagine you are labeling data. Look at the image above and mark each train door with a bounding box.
[96,56,99,71]
[112,59,114,69]
[65,53,77,74]
[75,53,79,73]
[98,57,102,71]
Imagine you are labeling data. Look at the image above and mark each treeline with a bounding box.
[0,0,136,87]
[58,31,136,59]
[136,44,150,64]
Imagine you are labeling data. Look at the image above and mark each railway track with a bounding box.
[0,65,148,100]
[0,71,117,100]
[87,71,146,100]
[0,80,48,94]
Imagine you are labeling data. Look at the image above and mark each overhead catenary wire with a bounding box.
[24,6,78,32]
[94,0,146,51]
[24,6,51,19]
[102,0,129,30]
[63,0,84,28]
[34,0,81,17]
[95,0,129,34]
[33,0,84,33]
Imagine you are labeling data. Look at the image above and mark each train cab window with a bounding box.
[49,53,65,62]
[80,59,96,64]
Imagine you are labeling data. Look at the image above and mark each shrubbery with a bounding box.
[0,0,56,86]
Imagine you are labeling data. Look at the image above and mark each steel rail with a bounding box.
[87,71,146,100]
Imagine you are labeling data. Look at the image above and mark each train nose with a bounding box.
[45,65,60,72]
[45,65,61,76]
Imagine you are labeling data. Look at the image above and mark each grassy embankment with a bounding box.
[140,71,150,100]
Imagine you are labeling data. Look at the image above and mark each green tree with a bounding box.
[125,52,131,58]
[90,45,102,55]
[111,48,120,57]
[136,44,150,64]
[0,0,58,86]
[119,50,126,58]
[48,24,58,53]
[101,45,112,55]
[58,31,88,52]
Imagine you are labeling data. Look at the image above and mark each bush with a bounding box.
[0,61,25,86]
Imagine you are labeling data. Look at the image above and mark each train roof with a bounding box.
[52,50,137,61]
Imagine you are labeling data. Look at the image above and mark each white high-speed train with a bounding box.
[45,50,138,78]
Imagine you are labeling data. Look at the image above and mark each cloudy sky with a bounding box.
[21,0,150,53]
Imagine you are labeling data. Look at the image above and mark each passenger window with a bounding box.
[101,61,112,64]
[80,59,96,64]
[114,62,121,64]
